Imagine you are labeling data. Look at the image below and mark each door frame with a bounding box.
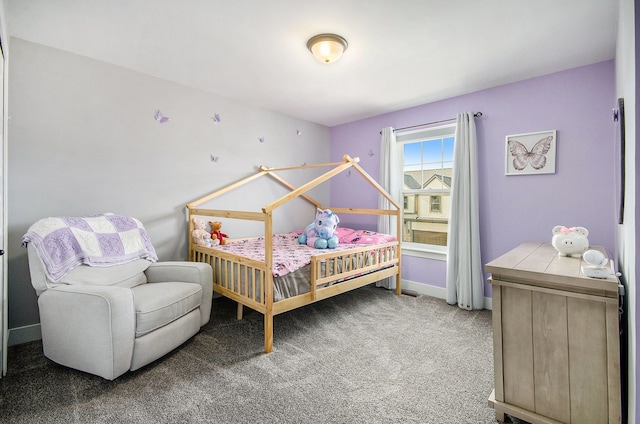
[0,5,8,377]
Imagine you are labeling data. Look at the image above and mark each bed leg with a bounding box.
[237,303,243,320]
[264,313,273,353]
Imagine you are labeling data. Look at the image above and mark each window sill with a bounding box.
[401,245,447,261]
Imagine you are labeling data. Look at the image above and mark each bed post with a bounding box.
[264,313,273,353]
[187,207,194,261]
[264,211,274,353]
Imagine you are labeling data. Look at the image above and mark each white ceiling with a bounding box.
[5,0,619,127]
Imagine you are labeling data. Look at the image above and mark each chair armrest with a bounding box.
[145,261,212,285]
[38,285,135,380]
[145,261,213,326]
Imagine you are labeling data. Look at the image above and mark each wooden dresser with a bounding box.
[486,242,621,424]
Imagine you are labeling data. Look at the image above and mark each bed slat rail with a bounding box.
[273,256,400,316]
[192,246,268,313]
[311,242,399,287]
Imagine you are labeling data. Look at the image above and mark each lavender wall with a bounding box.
[330,61,616,298]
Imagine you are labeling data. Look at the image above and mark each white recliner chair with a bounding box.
[23,215,213,380]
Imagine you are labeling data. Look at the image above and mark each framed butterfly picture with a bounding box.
[505,130,557,175]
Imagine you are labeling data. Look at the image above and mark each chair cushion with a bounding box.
[57,259,150,288]
[131,282,203,337]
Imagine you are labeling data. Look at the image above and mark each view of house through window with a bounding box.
[399,125,455,248]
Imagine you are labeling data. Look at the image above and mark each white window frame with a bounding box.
[395,124,456,260]
[430,195,441,213]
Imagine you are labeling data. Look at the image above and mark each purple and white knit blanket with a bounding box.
[22,213,158,282]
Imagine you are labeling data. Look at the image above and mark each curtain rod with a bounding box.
[379,112,483,135]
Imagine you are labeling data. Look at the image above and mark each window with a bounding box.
[430,195,441,213]
[396,124,455,252]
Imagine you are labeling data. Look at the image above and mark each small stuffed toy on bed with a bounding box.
[298,208,340,249]
[192,217,218,248]
[209,221,229,245]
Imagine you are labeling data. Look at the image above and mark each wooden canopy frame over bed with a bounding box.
[187,154,402,353]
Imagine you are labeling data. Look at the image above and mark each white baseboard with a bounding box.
[401,279,492,310]
[402,279,446,298]
[8,323,41,346]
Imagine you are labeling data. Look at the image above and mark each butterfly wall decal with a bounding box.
[210,155,220,163]
[508,136,553,171]
[258,137,265,143]
[211,113,221,124]
[297,130,302,136]
[154,110,169,123]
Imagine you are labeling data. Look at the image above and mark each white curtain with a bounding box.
[446,113,484,310]
[377,127,399,290]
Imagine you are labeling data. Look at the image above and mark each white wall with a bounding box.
[7,38,331,342]
[616,0,636,421]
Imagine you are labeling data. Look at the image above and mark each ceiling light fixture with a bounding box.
[307,34,348,64]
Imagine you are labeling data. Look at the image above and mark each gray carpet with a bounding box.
[0,285,516,423]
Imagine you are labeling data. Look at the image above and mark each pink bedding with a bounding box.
[333,228,397,245]
[209,229,396,278]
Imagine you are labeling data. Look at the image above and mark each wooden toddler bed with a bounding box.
[187,155,401,353]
